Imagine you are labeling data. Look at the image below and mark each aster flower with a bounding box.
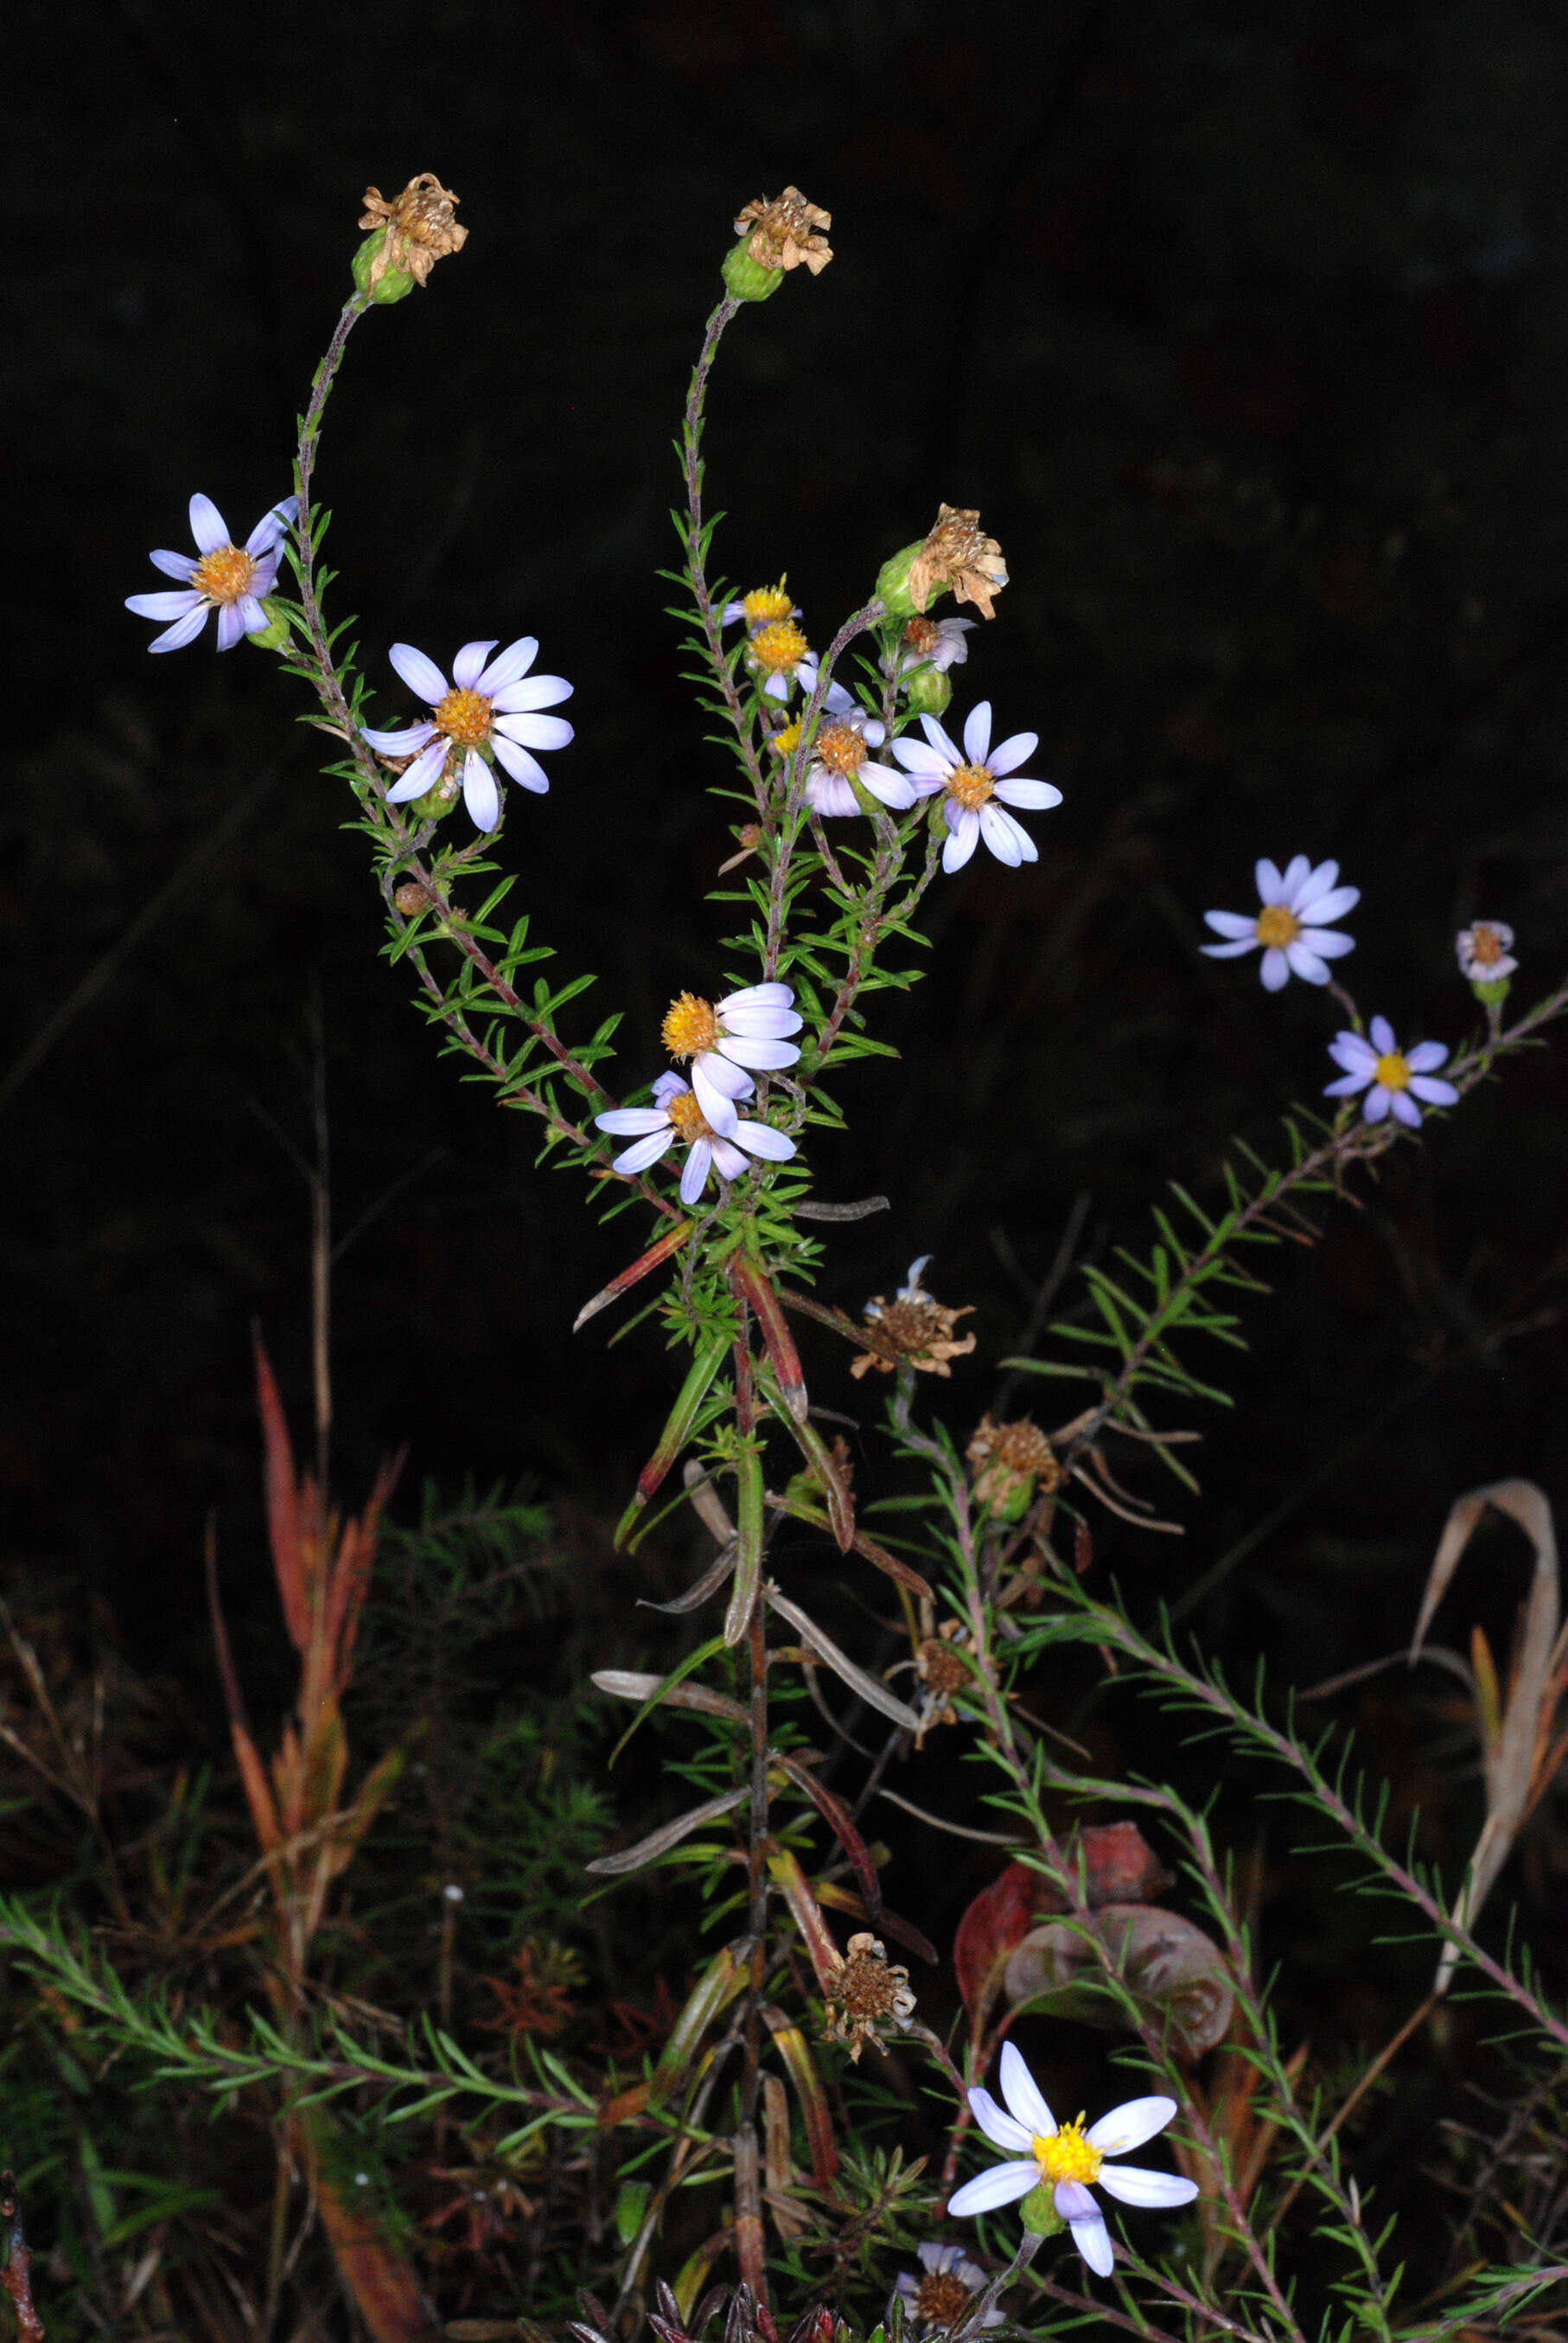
[126,493,298,654]
[1324,1016,1458,1128]
[890,703,1061,872]
[722,578,800,634]
[660,983,802,1133]
[894,2244,1003,2337]
[594,1073,794,1207]
[948,2042,1196,2279]
[892,615,976,677]
[794,692,915,817]
[745,615,817,702]
[360,637,573,832]
[1456,921,1517,983]
[1201,857,1359,992]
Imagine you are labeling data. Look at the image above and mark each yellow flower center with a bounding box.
[1374,1051,1411,1091]
[741,579,794,630]
[751,618,809,675]
[947,763,994,809]
[1469,923,1505,967]
[1034,2116,1102,2188]
[435,688,494,747]
[191,545,258,606]
[665,1091,715,1143]
[1254,904,1301,948]
[770,718,802,759]
[661,993,720,1059]
[814,720,867,777]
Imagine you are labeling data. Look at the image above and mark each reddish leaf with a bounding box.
[253,1329,310,1650]
[953,1824,1172,2018]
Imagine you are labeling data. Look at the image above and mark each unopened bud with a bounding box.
[244,597,294,653]
[903,666,953,718]
[1471,974,1511,1008]
[722,240,785,303]
[1018,2182,1067,2238]
[876,542,926,622]
[353,228,418,306]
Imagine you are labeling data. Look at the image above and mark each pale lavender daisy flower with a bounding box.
[797,687,914,817]
[890,703,1061,872]
[1324,1017,1458,1129]
[661,984,803,1134]
[126,493,298,654]
[360,637,573,832]
[947,2041,1196,2280]
[595,1073,795,1207]
[892,615,975,677]
[1456,921,1517,982]
[1201,857,1359,991]
[893,2243,1003,2336]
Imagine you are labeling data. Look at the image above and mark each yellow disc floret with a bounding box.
[662,993,721,1059]
[740,578,795,631]
[435,687,494,746]
[814,720,868,777]
[1374,1050,1411,1091]
[769,718,803,759]
[1254,904,1301,948]
[750,618,809,676]
[947,762,995,810]
[191,545,258,606]
[665,1090,716,1144]
[1034,2116,1102,2188]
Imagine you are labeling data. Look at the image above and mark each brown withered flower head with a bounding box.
[906,506,1009,621]
[823,1931,916,2063]
[734,186,833,277]
[966,1414,1064,1512]
[913,1621,975,1742]
[851,1255,977,1381]
[358,174,468,290]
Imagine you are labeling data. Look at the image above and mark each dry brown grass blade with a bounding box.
[1411,1478,1560,1992]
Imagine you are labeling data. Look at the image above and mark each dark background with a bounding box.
[10,0,1568,1939]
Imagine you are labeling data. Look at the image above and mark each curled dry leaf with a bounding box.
[1412,1478,1565,1994]
[953,1823,1174,2020]
[1004,1901,1233,2060]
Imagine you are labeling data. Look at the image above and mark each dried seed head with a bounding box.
[392,881,429,916]
[852,1264,975,1380]
[916,1634,971,1700]
[823,1931,915,2062]
[966,1414,1062,1512]
[913,2272,973,2330]
[907,506,1009,621]
[733,186,833,278]
[358,174,468,293]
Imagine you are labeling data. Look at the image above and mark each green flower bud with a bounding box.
[903,665,953,718]
[722,240,784,303]
[405,760,462,822]
[244,597,295,653]
[1471,974,1511,1008]
[352,227,417,307]
[876,542,927,622]
[1019,2182,1067,2238]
